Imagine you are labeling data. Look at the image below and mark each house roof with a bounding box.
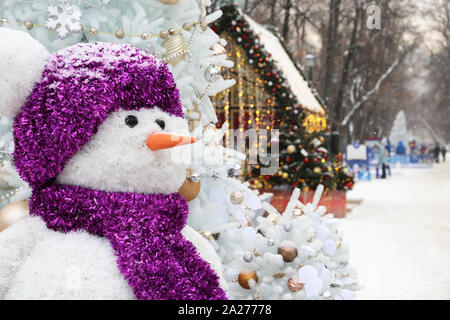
[245,15,325,115]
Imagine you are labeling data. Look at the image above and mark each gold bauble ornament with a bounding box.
[268,214,278,225]
[161,33,186,66]
[183,22,192,31]
[282,172,288,179]
[287,144,296,154]
[159,30,169,39]
[238,270,258,289]
[0,200,29,232]
[278,242,298,262]
[230,190,244,205]
[141,32,149,40]
[313,167,322,174]
[24,20,34,30]
[178,170,201,202]
[201,231,213,240]
[287,277,304,292]
[115,29,125,39]
[158,0,179,4]
[89,28,97,35]
[254,181,263,189]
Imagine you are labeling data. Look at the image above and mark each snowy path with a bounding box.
[339,162,450,299]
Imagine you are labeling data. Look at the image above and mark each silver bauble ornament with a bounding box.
[243,253,253,263]
[204,66,221,83]
[283,223,293,232]
[188,172,201,183]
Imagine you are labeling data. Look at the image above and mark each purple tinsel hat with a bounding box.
[13,42,184,188]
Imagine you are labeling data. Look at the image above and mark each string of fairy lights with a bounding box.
[0,17,202,40]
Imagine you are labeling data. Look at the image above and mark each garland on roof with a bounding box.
[213,5,298,111]
[214,4,327,114]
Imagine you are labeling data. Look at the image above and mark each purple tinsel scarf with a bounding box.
[29,184,227,300]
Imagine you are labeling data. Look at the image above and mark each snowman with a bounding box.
[0,28,227,300]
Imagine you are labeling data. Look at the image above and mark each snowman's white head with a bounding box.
[56,107,195,195]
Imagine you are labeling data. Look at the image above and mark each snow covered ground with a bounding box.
[340,161,450,299]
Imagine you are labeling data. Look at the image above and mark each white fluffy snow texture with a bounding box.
[0,28,49,118]
[341,162,450,299]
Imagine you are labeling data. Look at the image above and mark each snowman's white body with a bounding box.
[0,215,227,299]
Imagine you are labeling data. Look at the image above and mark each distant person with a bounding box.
[396,141,406,155]
[409,140,417,155]
[419,145,427,163]
[442,146,447,162]
[375,143,388,179]
[433,145,440,163]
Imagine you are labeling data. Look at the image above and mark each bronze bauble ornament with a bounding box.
[238,270,258,289]
[179,170,201,201]
[278,241,298,262]
[287,277,304,292]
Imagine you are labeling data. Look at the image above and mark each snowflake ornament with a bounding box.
[46,0,82,39]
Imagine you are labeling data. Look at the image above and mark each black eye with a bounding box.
[125,115,138,128]
[155,119,165,130]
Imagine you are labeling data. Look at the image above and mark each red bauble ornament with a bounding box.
[265,175,271,181]
[286,157,291,163]
[242,34,248,40]
[304,158,310,163]
[292,181,298,187]
[313,157,318,163]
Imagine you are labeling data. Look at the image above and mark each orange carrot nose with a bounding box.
[146,132,197,151]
